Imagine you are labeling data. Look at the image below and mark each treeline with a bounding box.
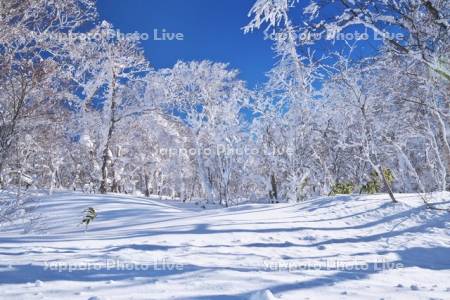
[0,0,448,210]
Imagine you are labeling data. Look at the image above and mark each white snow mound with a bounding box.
[249,289,278,300]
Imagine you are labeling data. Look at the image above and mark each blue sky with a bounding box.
[97,0,276,88]
[96,0,388,90]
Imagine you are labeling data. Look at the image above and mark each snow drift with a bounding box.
[0,191,449,299]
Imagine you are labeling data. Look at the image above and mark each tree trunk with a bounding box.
[433,110,450,190]
[269,174,278,203]
[144,173,150,197]
[379,166,398,203]
[99,71,117,194]
[99,120,116,193]
[111,169,119,193]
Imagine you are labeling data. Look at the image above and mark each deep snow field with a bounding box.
[0,191,449,300]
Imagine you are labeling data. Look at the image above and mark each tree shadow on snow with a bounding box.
[0,263,199,284]
[176,246,450,300]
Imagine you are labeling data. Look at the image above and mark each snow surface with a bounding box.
[1,192,450,299]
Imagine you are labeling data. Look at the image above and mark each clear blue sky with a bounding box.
[97,0,276,88]
[96,0,383,89]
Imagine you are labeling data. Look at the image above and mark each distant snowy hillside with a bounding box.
[1,192,449,300]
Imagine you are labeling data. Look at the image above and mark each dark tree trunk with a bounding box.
[269,174,278,203]
[144,173,150,197]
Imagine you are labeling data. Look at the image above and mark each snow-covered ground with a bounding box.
[1,192,449,300]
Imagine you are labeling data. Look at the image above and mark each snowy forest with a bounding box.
[0,0,449,213]
[1,1,450,299]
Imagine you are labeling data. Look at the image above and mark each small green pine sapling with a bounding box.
[81,207,97,231]
[329,182,354,195]
[360,169,394,194]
